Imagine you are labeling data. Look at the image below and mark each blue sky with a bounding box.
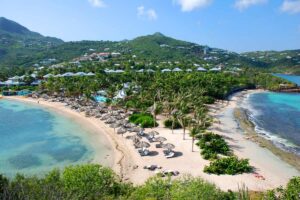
[0,0,300,52]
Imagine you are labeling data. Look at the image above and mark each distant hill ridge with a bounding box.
[0,17,299,74]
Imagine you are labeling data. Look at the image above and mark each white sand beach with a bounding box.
[4,91,300,191]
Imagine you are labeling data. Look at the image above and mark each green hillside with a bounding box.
[0,17,299,74]
[0,17,63,67]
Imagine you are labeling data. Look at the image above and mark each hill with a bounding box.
[0,17,299,74]
[242,50,300,74]
[0,17,63,68]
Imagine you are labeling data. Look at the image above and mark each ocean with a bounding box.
[0,99,113,178]
[243,75,300,156]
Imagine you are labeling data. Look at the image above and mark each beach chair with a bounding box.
[146,135,155,142]
[139,149,150,156]
[165,151,175,159]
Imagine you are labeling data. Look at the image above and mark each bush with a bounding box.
[129,113,158,128]
[204,157,253,175]
[0,164,132,200]
[197,132,231,160]
[164,118,182,129]
[202,96,215,104]
[129,176,235,200]
[265,177,300,200]
[0,174,8,196]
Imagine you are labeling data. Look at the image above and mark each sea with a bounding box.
[0,99,113,178]
[242,74,300,156]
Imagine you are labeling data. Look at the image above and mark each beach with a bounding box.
[3,92,300,191]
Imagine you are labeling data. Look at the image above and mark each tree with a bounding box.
[189,127,200,152]
[178,114,191,140]
[62,164,118,199]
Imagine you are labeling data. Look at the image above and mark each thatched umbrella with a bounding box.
[126,135,141,143]
[99,108,108,114]
[132,127,141,133]
[124,123,135,128]
[135,141,150,149]
[118,119,128,125]
[117,127,127,136]
[110,123,121,133]
[115,115,125,120]
[148,131,159,137]
[105,117,116,124]
[110,123,121,128]
[155,137,167,143]
[95,114,102,118]
[162,143,175,151]
[111,111,119,116]
[100,114,110,121]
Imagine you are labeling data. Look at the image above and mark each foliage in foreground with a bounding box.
[129,176,235,200]
[0,164,299,200]
[204,157,253,175]
[264,177,300,200]
[0,164,132,200]
[197,132,231,160]
[129,113,158,128]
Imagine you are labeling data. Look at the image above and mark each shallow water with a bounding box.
[0,99,113,177]
[243,92,300,156]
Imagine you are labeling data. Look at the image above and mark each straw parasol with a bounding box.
[126,135,141,143]
[124,123,135,128]
[117,127,127,135]
[155,136,167,143]
[100,115,110,121]
[162,143,175,150]
[105,117,116,124]
[148,131,159,137]
[135,141,150,148]
[132,127,141,133]
[115,115,125,120]
[110,123,121,128]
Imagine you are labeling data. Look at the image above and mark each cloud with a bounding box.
[137,6,158,20]
[174,0,213,12]
[88,0,106,8]
[281,0,300,14]
[234,0,267,11]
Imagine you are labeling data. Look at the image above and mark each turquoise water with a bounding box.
[246,91,300,155]
[274,74,300,86]
[0,99,112,177]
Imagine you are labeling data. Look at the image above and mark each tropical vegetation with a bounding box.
[197,132,231,160]
[0,164,299,200]
[129,113,158,128]
[204,157,253,175]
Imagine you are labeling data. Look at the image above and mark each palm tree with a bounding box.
[170,108,178,134]
[178,114,191,140]
[189,126,200,152]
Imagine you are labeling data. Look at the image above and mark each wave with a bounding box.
[240,94,300,156]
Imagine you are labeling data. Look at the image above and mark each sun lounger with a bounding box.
[163,170,180,176]
[139,149,150,156]
[146,135,155,142]
[165,151,175,158]
[138,130,145,136]
[143,165,160,171]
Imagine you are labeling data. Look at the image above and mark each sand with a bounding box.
[3,92,300,191]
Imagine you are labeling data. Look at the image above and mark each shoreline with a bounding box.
[232,92,300,172]
[2,94,300,191]
[2,96,132,181]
